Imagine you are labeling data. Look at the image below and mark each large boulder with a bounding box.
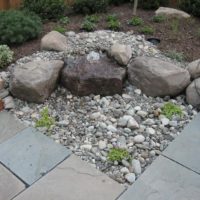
[155,7,190,19]
[187,59,200,80]
[41,31,67,52]
[128,56,190,97]
[10,60,64,103]
[109,43,132,66]
[186,78,200,107]
[61,54,126,96]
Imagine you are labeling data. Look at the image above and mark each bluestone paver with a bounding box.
[118,156,200,200]
[163,113,200,174]
[0,164,25,200]
[0,111,26,144]
[0,127,71,185]
[13,155,125,200]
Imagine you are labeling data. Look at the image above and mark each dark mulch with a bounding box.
[11,3,200,62]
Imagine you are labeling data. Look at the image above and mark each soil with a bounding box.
[11,3,200,62]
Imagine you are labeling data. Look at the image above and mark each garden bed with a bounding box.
[11,3,200,62]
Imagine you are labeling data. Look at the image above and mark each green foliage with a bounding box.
[165,50,185,62]
[108,148,131,162]
[162,102,183,119]
[139,26,154,35]
[170,18,180,34]
[0,45,13,68]
[152,15,166,23]
[81,20,96,31]
[128,16,143,26]
[0,10,42,45]
[139,0,169,10]
[73,0,108,14]
[59,16,70,25]
[106,14,121,31]
[179,0,200,17]
[85,15,100,23]
[36,107,55,130]
[54,26,66,34]
[22,0,66,20]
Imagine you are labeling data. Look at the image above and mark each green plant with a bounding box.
[128,16,143,26]
[108,148,131,162]
[59,16,70,25]
[36,107,55,130]
[81,20,96,31]
[179,0,200,17]
[0,45,13,68]
[165,50,185,62]
[85,14,100,23]
[170,18,180,34]
[73,0,108,14]
[0,10,42,45]
[162,102,183,119]
[54,26,66,34]
[107,20,121,31]
[152,15,166,23]
[22,0,66,20]
[139,0,169,10]
[139,26,154,35]
[106,14,118,22]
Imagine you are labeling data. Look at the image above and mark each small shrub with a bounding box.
[152,15,166,23]
[107,20,121,31]
[36,107,55,130]
[179,0,200,17]
[0,10,42,45]
[85,14,100,23]
[0,45,13,68]
[139,0,169,10]
[128,16,143,26]
[59,16,70,25]
[106,14,118,22]
[73,0,108,14]
[165,50,185,62]
[162,102,183,119]
[54,26,66,34]
[139,26,154,35]
[81,20,96,31]
[22,0,66,20]
[108,148,131,162]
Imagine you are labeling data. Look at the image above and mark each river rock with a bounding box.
[61,55,126,96]
[186,78,200,107]
[187,59,200,80]
[10,60,64,103]
[0,78,4,90]
[128,56,190,97]
[41,31,67,52]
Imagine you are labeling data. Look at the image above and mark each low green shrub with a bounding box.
[152,15,166,23]
[139,26,154,35]
[0,45,13,68]
[106,14,121,31]
[139,0,169,10]
[81,20,96,31]
[179,0,200,17]
[0,10,42,45]
[108,148,131,162]
[22,0,66,20]
[54,26,66,34]
[85,14,100,23]
[162,102,183,119]
[36,107,55,130]
[106,14,118,21]
[165,50,185,62]
[128,16,143,26]
[73,0,108,14]
[59,16,70,25]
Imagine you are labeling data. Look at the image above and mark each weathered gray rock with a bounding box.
[186,78,200,107]
[187,59,200,80]
[0,78,4,90]
[128,57,190,97]
[10,60,64,103]
[61,55,126,96]
[155,7,191,19]
[110,43,132,66]
[41,31,67,52]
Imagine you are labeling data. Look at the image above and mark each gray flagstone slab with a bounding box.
[163,113,200,174]
[118,156,200,200]
[13,155,125,200]
[0,127,71,185]
[0,164,25,200]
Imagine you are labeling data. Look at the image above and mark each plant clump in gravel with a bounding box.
[108,148,131,162]
[162,102,183,119]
